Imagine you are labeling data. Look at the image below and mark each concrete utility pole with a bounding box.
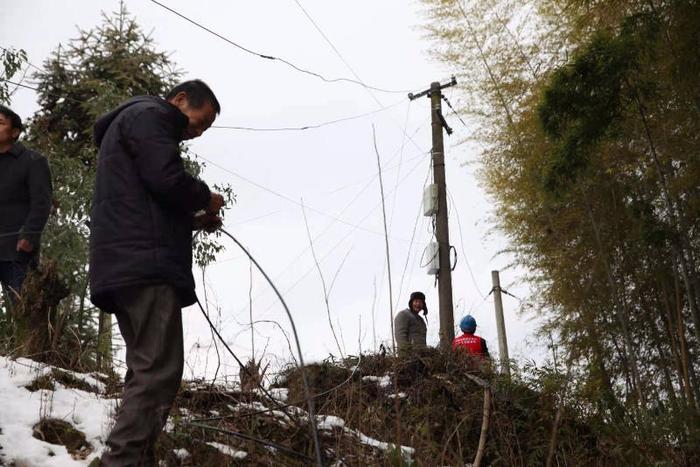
[491,270,511,377]
[409,77,457,349]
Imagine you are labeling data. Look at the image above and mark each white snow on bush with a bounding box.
[268,387,289,402]
[206,441,247,459]
[317,415,346,430]
[0,356,117,466]
[388,392,407,399]
[252,386,289,402]
[231,401,291,423]
[229,399,415,461]
[362,375,392,387]
[316,413,414,460]
[352,429,415,457]
[173,447,190,460]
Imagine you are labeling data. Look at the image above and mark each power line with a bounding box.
[148,0,411,94]
[394,162,432,311]
[0,78,40,93]
[288,0,427,155]
[217,145,429,325]
[191,150,412,242]
[291,0,366,90]
[447,187,486,299]
[441,94,469,129]
[231,156,430,325]
[211,99,405,132]
[2,75,408,134]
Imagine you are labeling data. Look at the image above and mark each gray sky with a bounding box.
[2,0,544,380]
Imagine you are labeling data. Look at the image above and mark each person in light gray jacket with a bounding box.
[394,291,428,352]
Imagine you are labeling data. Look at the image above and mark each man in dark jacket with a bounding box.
[90,80,224,465]
[0,105,52,305]
[394,291,428,352]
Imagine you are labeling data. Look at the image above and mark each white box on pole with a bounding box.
[425,242,439,275]
[423,184,438,216]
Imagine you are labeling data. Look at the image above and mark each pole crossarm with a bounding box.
[407,76,457,101]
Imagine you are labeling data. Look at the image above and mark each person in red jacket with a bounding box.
[452,315,489,358]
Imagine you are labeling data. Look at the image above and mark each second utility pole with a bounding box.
[409,77,457,349]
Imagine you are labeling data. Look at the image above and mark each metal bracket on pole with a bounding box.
[408,76,457,101]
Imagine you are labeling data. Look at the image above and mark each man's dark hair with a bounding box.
[166,79,221,114]
[0,104,23,137]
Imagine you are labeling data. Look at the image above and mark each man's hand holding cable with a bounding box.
[195,192,224,233]
[194,213,222,233]
[207,193,224,215]
[17,239,33,253]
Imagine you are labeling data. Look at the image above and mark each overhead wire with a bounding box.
[393,161,432,312]
[221,152,429,326]
[191,150,410,242]
[1,75,410,134]
[0,78,42,94]
[235,155,430,326]
[288,0,428,156]
[211,98,406,131]
[441,94,469,130]
[446,188,486,299]
[148,0,412,94]
[205,133,431,327]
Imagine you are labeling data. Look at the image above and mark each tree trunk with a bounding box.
[96,311,112,372]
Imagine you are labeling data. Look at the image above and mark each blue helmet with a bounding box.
[460,315,477,333]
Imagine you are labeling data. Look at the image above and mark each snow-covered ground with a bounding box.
[0,356,115,466]
[0,356,415,465]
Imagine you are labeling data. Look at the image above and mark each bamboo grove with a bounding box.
[422,0,700,459]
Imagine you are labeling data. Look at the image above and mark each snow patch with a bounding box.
[353,429,415,458]
[362,375,392,388]
[173,448,190,460]
[317,415,346,430]
[206,441,247,459]
[0,356,117,466]
[252,386,289,402]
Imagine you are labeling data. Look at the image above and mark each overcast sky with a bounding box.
[2,0,545,380]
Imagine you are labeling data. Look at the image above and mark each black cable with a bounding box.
[450,245,458,272]
[0,78,41,94]
[216,228,324,466]
[200,268,222,387]
[195,297,290,413]
[148,0,411,94]
[441,94,469,129]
